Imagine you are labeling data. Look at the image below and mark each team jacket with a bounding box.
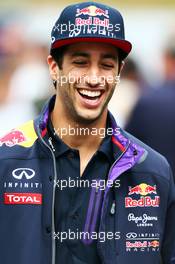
[0,95,175,264]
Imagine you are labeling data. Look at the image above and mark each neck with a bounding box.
[51,99,108,151]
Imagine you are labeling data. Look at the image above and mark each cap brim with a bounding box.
[51,37,132,58]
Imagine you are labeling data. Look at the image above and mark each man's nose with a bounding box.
[86,66,101,87]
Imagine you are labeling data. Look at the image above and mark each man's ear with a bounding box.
[47,55,59,81]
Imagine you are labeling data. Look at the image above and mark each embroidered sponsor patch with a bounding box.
[125,232,160,252]
[125,183,160,208]
[4,193,42,205]
[0,120,38,148]
[128,213,158,227]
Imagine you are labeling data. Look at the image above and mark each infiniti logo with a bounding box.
[12,168,35,180]
[126,232,137,239]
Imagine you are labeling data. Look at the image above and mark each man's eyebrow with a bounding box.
[70,52,89,58]
[69,52,118,60]
[102,54,118,61]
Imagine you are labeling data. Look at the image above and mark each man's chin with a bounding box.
[74,108,105,125]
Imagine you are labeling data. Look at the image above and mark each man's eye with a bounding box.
[102,63,114,69]
[73,61,87,65]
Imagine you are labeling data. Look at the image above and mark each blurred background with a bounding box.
[0,0,175,175]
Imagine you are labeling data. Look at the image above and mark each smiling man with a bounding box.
[50,43,119,122]
[0,2,175,264]
[48,42,121,175]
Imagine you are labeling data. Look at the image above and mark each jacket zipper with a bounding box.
[38,131,57,264]
[103,139,131,205]
[97,140,131,261]
[90,185,103,233]
[83,141,131,245]
[110,200,116,215]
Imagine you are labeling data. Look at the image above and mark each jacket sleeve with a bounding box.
[161,165,175,264]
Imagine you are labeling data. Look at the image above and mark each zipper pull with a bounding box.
[48,137,56,152]
[96,185,99,193]
[110,201,116,215]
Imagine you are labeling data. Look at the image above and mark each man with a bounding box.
[0,2,175,264]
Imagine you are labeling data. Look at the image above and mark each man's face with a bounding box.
[51,42,119,124]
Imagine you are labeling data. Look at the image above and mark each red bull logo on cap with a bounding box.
[76,5,109,18]
[75,5,110,28]
[125,183,159,208]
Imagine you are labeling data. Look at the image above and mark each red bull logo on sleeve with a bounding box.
[76,5,109,18]
[0,120,38,148]
[125,183,160,208]
[0,130,26,147]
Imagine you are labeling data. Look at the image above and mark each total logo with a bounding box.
[125,232,160,252]
[4,193,42,205]
[125,183,160,208]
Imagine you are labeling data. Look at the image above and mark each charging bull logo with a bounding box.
[128,183,157,196]
[76,5,109,18]
[125,183,160,208]
[0,130,26,147]
[0,120,38,148]
[148,240,159,248]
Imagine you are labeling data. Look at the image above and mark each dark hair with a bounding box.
[50,46,68,88]
[50,46,68,70]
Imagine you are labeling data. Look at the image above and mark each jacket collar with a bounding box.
[34,95,146,167]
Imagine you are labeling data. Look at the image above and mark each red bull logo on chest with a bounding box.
[125,183,160,208]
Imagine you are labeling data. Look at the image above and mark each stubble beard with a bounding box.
[58,81,116,125]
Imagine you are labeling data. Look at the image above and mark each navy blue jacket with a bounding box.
[0,96,175,264]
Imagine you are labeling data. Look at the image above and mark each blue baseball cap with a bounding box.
[51,2,132,59]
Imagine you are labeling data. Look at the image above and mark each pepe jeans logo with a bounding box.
[12,168,35,180]
[128,213,158,227]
